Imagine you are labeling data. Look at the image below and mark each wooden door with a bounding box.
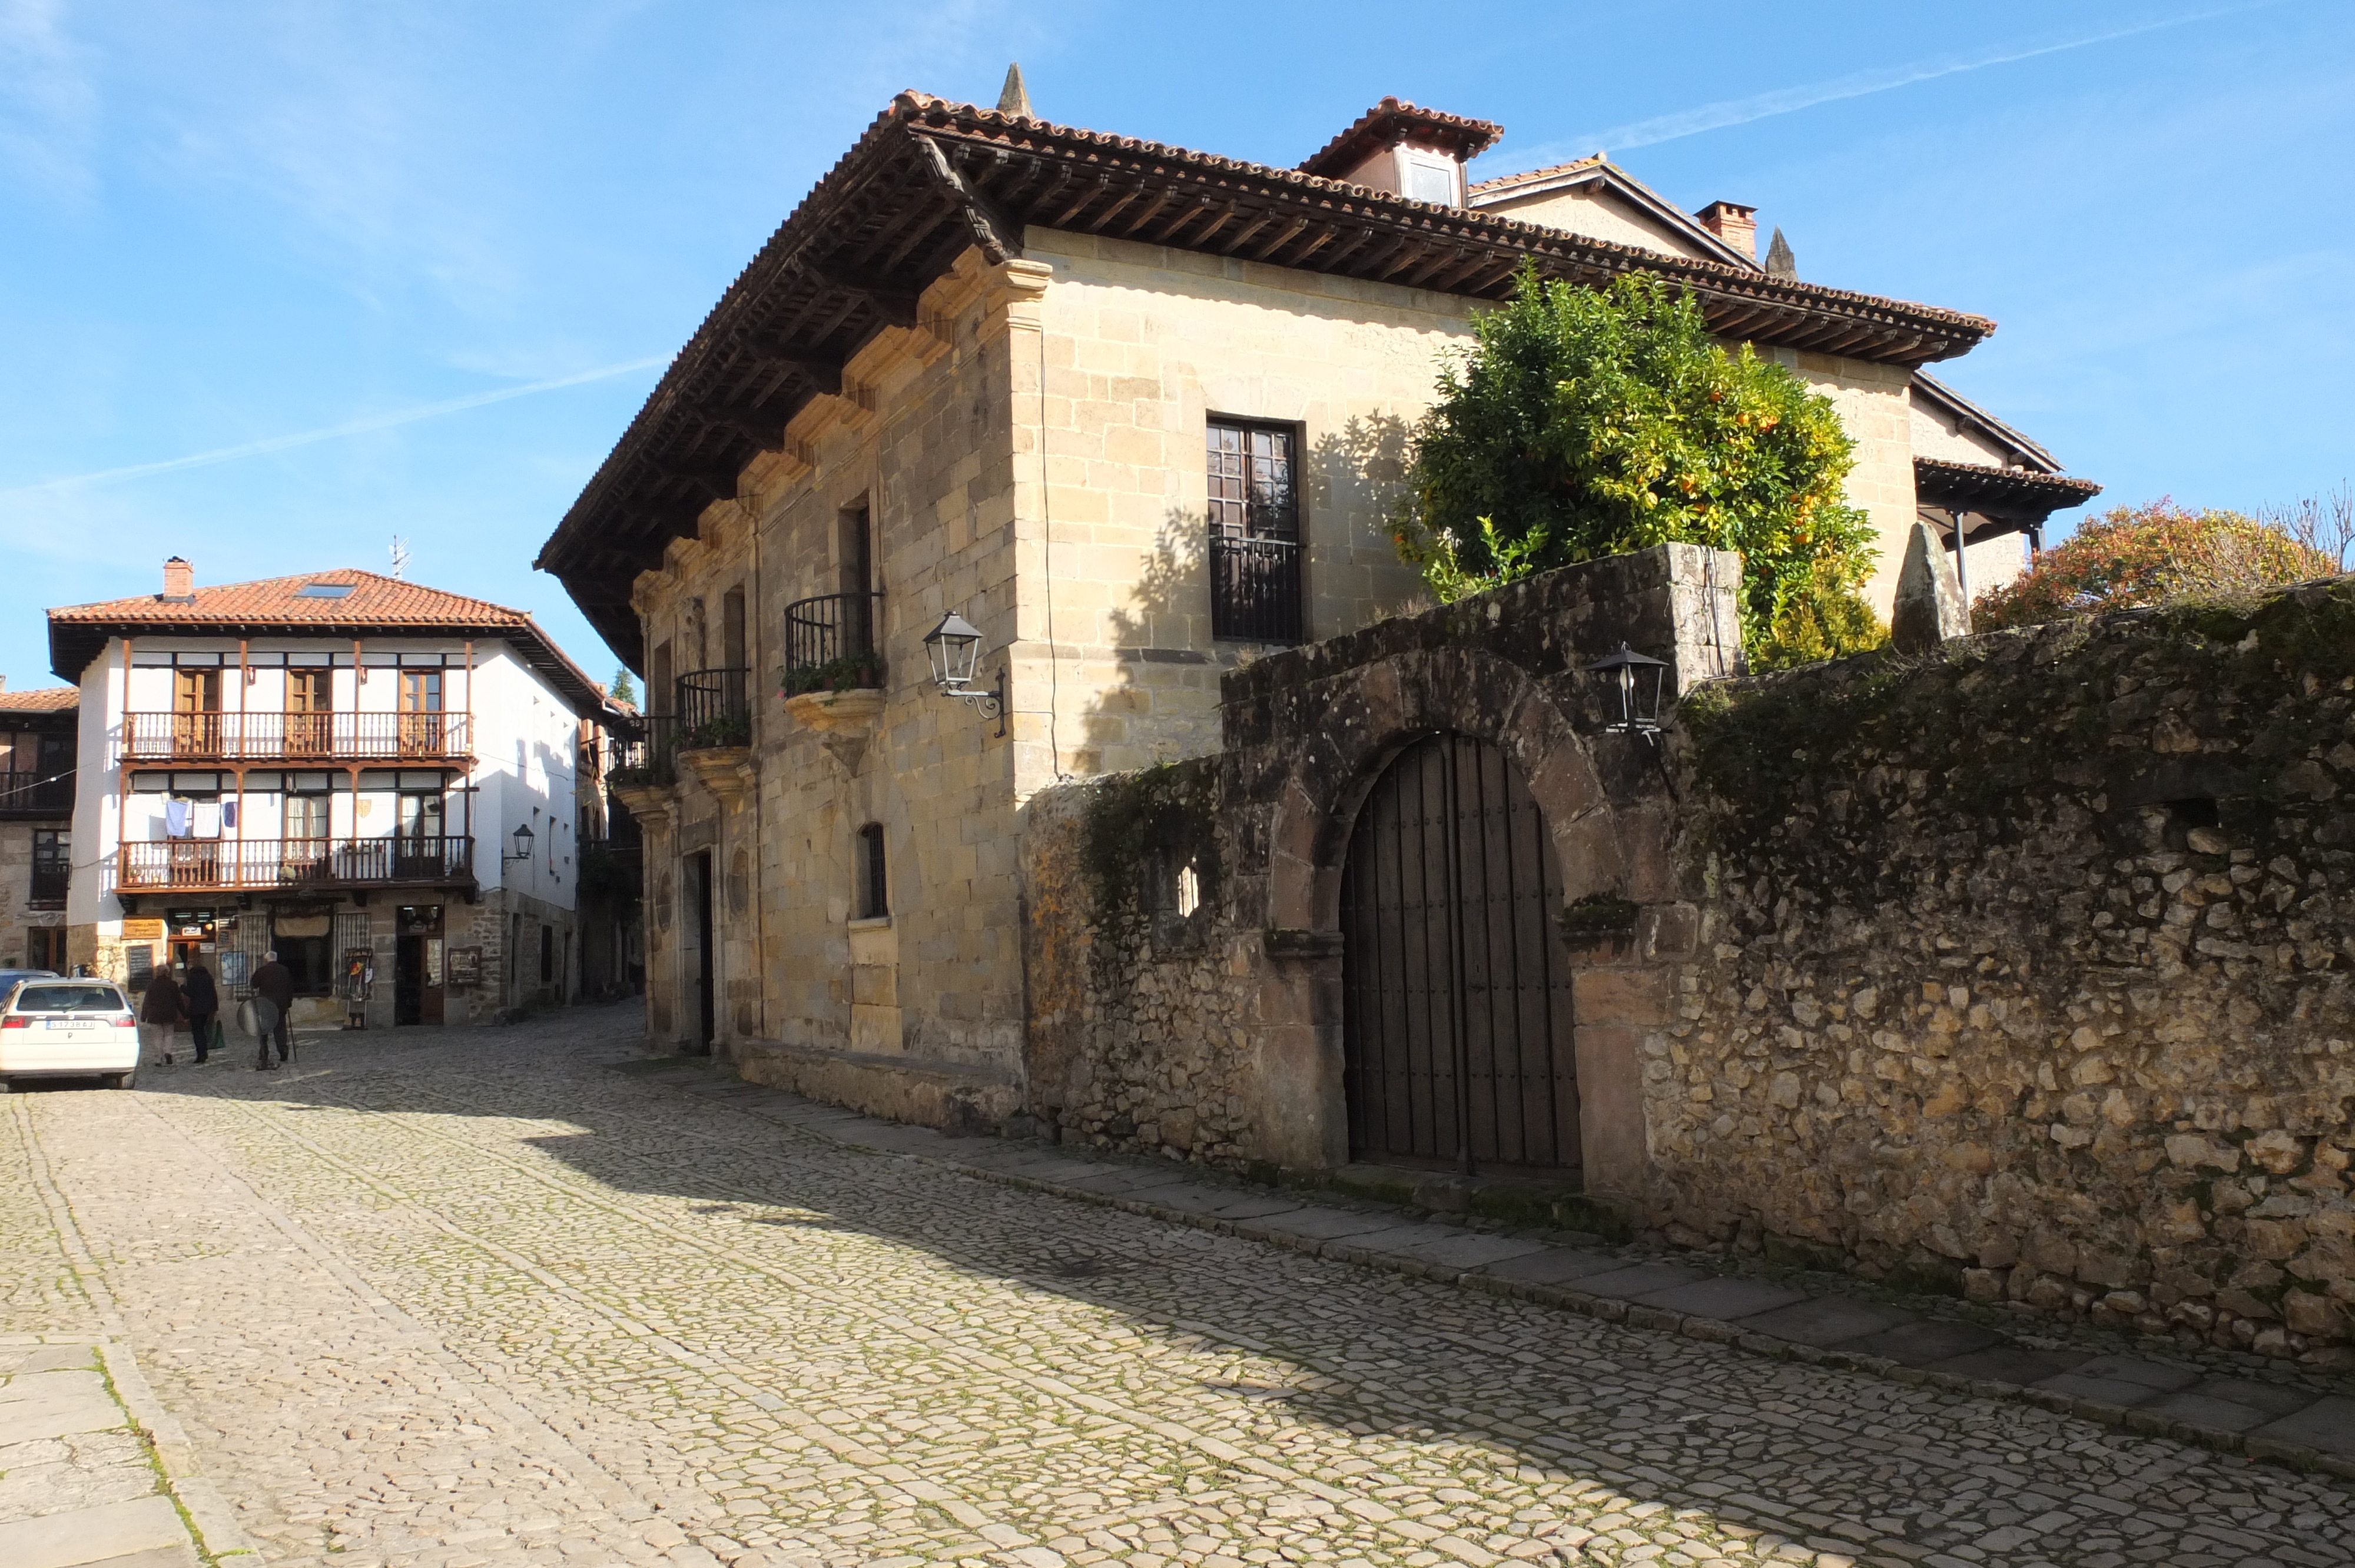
[399,670,443,755]
[286,669,332,756]
[173,669,221,756]
[1339,733,1578,1175]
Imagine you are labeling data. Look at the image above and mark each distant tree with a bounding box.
[1973,497,2343,633]
[610,667,637,707]
[1392,268,1884,669]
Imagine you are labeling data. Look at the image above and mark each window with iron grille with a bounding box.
[1208,420,1302,644]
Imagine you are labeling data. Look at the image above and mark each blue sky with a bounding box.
[2,0,2349,690]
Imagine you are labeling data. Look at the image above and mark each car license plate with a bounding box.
[43,1019,89,1030]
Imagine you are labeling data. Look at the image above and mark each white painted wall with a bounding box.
[65,633,586,924]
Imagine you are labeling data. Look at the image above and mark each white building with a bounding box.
[48,560,621,1028]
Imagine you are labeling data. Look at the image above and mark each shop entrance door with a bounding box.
[394,906,445,1026]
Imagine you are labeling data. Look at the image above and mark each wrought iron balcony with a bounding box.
[118,711,473,763]
[117,835,476,893]
[668,667,752,753]
[1210,534,1302,645]
[782,593,885,695]
[0,768,72,816]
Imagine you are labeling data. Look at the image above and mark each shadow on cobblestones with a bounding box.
[66,1006,2355,1568]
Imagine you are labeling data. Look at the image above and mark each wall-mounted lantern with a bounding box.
[922,610,1006,736]
[1583,643,1669,738]
[502,822,536,866]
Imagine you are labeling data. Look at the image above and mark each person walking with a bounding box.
[251,949,295,1069]
[139,965,186,1068]
[182,959,220,1065]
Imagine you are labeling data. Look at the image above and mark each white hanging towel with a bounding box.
[193,801,223,839]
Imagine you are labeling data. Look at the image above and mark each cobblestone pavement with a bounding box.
[3,1006,2351,1568]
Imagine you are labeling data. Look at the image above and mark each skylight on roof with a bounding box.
[294,583,355,599]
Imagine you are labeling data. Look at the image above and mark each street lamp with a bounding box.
[1583,643,1669,737]
[502,822,536,866]
[923,610,1006,736]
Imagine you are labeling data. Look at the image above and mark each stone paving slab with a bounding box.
[1839,1318,2003,1367]
[1732,1295,1914,1347]
[0,1494,191,1568]
[1634,1277,1809,1324]
[1564,1261,1710,1300]
[1471,1245,1630,1287]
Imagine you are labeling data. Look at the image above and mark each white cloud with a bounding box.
[1492,0,2301,172]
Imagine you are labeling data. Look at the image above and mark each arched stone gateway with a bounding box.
[1341,731,1579,1175]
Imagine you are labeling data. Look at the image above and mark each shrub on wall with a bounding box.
[1392,267,1885,669]
[1973,498,2342,633]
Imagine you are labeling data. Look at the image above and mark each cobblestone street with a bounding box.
[3,1005,2350,1568]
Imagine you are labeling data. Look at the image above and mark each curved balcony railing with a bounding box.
[670,667,752,752]
[782,593,885,695]
[118,835,476,892]
[120,711,472,762]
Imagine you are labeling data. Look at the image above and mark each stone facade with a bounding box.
[1020,544,1737,1185]
[0,821,67,971]
[1010,553,2355,1360]
[1659,581,2355,1360]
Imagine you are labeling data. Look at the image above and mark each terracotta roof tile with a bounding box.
[1467,153,1607,196]
[48,569,532,629]
[0,687,78,713]
[47,570,613,717]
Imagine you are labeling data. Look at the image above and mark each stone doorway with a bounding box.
[1339,732,1580,1176]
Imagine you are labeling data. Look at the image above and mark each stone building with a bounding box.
[0,685,78,972]
[48,560,622,1027]
[538,86,2097,1122]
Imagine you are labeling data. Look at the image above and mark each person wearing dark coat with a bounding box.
[139,968,185,1067]
[181,961,219,1065]
[250,951,295,1068]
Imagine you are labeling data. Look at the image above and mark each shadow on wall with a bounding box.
[99,1025,2150,1550]
[1079,414,1424,776]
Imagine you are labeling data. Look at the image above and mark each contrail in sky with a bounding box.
[1494,0,2293,170]
[0,356,666,499]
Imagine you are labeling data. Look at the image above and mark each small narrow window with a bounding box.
[540,923,554,983]
[856,823,888,920]
[1208,420,1302,644]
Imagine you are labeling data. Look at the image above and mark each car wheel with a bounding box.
[112,1068,136,1090]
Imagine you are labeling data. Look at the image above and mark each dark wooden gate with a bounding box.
[1341,733,1579,1174]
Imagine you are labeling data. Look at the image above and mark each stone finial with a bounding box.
[996,62,1033,118]
[1764,227,1796,281]
[1890,520,1969,653]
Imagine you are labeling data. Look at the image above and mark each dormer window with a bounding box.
[1298,97,1500,210]
[1398,150,1460,206]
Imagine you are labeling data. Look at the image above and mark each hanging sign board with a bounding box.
[446,946,483,986]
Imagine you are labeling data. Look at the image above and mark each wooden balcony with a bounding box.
[0,768,72,818]
[119,712,473,764]
[117,835,477,893]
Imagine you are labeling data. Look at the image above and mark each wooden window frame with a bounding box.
[1206,417,1305,645]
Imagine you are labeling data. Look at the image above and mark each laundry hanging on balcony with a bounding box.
[164,798,192,837]
[193,801,222,839]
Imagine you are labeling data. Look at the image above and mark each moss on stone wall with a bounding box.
[1659,577,2355,1360]
[1079,758,1221,921]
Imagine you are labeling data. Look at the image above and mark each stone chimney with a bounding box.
[161,557,194,603]
[1694,200,1757,261]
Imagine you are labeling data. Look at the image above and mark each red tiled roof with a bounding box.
[49,569,530,629]
[1298,97,1504,180]
[0,687,78,713]
[1468,154,1607,196]
[47,570,614,718]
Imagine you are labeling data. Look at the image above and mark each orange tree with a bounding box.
[1973,500,2337,632]
[1394,268,1883,668]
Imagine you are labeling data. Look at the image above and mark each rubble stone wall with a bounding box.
[1663,582,2355,1359]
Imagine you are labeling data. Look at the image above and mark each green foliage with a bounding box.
[780,652,886,697]
[679,713,751,751]
[1394,268,1883,665]
[610,667,636,706]
[1974,499,2340,633]
[1079,760,1218,921]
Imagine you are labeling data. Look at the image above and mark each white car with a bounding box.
[0,979,140,1090]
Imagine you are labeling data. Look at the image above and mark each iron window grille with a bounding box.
[1208,420,1303,644]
